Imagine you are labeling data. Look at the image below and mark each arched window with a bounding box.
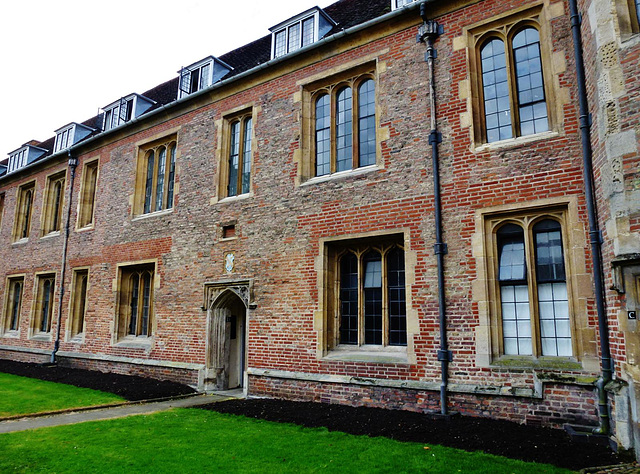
[337,244,407,347]
[312,74,377,177]
[496,217,571,357]
[479,25,548,143]
[139,138,177,214]
[121,265,155,338]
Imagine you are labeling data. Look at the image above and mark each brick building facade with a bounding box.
[1,0,638,458]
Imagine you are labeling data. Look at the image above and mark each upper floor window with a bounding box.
[77,159,99,228]
[43,171,66,235]
[391,0,417,10]
[269,7,336,59]
[312,74,377,177]
[13,181,35,241]
[177,57,232,99]
[102,94,155,132]
[480,27,549,143]
[7,145,46,174]
[219,109,254,199]
[134,136,177,216]
[54,123,93,153]
[0,193,4,230]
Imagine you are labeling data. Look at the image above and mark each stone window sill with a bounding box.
[324,345,408,364]
[491,355,582,371]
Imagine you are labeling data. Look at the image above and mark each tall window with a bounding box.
[479,25,549,143]
[337,243,407,347]
[136,138,177,215]
[69,269,89,339]
[3,277,24,333]
[0,193,5,230]
[496,218,572,357]
[78,160,99,228]
[13,182,35,241]
[118,264,154,339]
[43,171,66,234]
[227,116,253,197]
[33,275,56,335]
[313,75,377,177]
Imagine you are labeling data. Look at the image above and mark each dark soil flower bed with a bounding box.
[199,398,633,471]
[0,359,196,401]
[1,359,634,470]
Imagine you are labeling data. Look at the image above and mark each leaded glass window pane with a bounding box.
[358,79,376,167]
[387,247,407,346]
[10,281,22,331]
[336,87,353,172]
[315,94,331,176]
[129,276,139,335]
[154,147,166,212]
[302,17,315,46]
[144,151,155,214]
[481,38,512,142]
[288,23,300,53]
[242,118,252,194]
[339,252,358,344]
[228,121,240,196]
[363,251,382,345]
[274,30,286,57]
[167,145,176,209]
[513,28,548,136]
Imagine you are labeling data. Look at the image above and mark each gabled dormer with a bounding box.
[269,7,336,59]
[177,56,233,100]
[54,123,94,153]
[391,0,418,10]
[102,94,155,131]
[6,144,47,174]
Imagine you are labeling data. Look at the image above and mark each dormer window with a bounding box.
[269,8,336,59]
[391,0,417,9]
[177,56,233,99]
[7,145,46,174]
[54,123,93,153]
[102,94,155,132]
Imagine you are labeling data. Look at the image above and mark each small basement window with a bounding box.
[269,7,336,59]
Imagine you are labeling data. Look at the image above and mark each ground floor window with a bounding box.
[32,274,56,336]
[117,263,155,339]
[3,277,24,333]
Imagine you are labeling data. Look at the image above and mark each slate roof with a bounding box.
[0,0,399,178]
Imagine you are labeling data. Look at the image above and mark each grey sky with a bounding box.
[0,0,330,158]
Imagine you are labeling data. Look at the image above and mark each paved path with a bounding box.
[0,393,233,434]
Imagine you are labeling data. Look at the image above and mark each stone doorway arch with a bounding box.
[203,281,253,392]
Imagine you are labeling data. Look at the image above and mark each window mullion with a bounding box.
[151,148,160,211]
[505,38,520,138]
[524,225,541,357]
[382,248,389,346]
[330,91,337,174]
[238,119,245,195]
[357,252,364,346]
[352,81,359,169]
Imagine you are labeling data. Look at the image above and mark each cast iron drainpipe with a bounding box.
[51,152,79,364]
[567,0,613,435]
[418,2,452,416]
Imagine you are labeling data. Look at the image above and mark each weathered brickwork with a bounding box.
[1,0,637,454]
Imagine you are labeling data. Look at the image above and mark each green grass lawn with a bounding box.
[0,372,124,417]
[0,407,572,473]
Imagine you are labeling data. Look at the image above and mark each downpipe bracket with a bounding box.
[429,130,442,145]
[437,350,453,362]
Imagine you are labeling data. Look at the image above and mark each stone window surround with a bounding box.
[113,260,158,348]
[315,229,417,364]
[12,180,36,243]
[1,275,26,337]
[461,2,568,148]
[131,130,179,217]
[296,58,386,184]
[76,158,99,230]
[66,267,90,342]
[41,169,67,237]
[472,196,600,371]
[30,272,56,340]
